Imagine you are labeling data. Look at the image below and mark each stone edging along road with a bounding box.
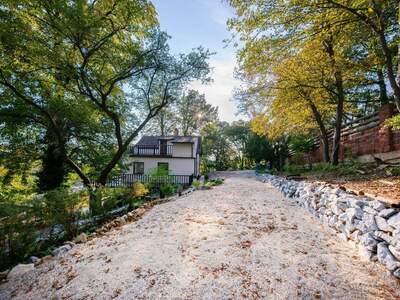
[258,173,400,279]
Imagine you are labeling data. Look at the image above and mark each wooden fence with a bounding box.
[107,173,193,188]
[291,104,400,164]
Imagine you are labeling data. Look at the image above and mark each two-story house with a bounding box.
[127,135,202,177]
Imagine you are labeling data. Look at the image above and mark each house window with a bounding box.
[157,162,169,172]
[132,162,144,174]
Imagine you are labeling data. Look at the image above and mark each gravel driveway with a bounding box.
[1,171,399,299]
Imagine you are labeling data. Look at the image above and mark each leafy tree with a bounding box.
[224,121,251,169]
[176,90,219,135]
[146,89,218,136]
[289,135,318,169]
[244,133,289,171]
[227,0,395,165]
[146,108,177,136]
[245,133,273,165]
[314,1,399,110]
[0,1,211,206]
[201,122,234,171]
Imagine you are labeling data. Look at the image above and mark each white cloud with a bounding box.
[190,57,241,122]
[198,0,234,26]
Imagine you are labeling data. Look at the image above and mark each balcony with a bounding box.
[130,144,173,157]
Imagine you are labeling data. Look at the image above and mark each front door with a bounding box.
[157,162,169,173]
[160,141,167,155]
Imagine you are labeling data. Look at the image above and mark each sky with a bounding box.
[152,0,241,122]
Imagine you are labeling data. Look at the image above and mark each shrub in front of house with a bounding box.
[192,181,201,189]
[209,178,224,185]
[122,182,148,209]
[130,182,149,198]
[160,183,175,198]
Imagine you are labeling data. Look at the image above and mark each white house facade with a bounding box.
[127,135,202,177]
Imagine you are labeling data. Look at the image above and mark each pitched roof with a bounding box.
[133,135,202,154]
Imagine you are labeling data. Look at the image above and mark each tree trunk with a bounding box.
[38,130,67,191]
[397,5,400,105]
[377,68,388,105]
[160,113,165,136]
[97,115,153,186]
[97,147,126,186]
[326,1,400,110]
[306,99,330,163]
[323,38,344,166]
[377,30,400,111]
[278,153,284,171]
[331,95,344,166]
[321,133,330,164]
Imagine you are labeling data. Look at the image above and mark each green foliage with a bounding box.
[130,182,149,198]
[0,188,86,270]
[201,122,236,171]
[199,120,289,171]
[0,191,37,270]
[283,161,362,176]
[160,183,175,197]
[289,135,317,155]
[192,181,201,189]
[227,0,400,167]
[191,178,223,190]
[386,167,400,176]
[245,133,273,164]
[147,89,219,136]
[89,186,137,216]
[385,115,400,130]
[0,0,211,195]
[40,189,83,239]
[177,90,219,135]
[148,167,169,192]
[122,182,149,208]
[0,182,151,270]
[208,178,224,186]
[224,120,252,169]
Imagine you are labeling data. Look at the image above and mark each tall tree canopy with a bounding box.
[146,89,218,136]
[0,0,211,194]
[227,0,399,165]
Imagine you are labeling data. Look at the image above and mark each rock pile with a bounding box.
[259,174,400,279]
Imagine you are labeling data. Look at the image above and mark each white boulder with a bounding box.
[388,213,400,228]
[7,263,34,280]
[369,200,386,212]
[378,208,397,219]
[375,216,395,232]
[377,243,400,271]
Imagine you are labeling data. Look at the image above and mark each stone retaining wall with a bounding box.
[259,174,400,279]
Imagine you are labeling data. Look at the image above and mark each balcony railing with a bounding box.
[130,144,173,156]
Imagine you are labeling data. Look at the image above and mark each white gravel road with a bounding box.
[1,171,399,299]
